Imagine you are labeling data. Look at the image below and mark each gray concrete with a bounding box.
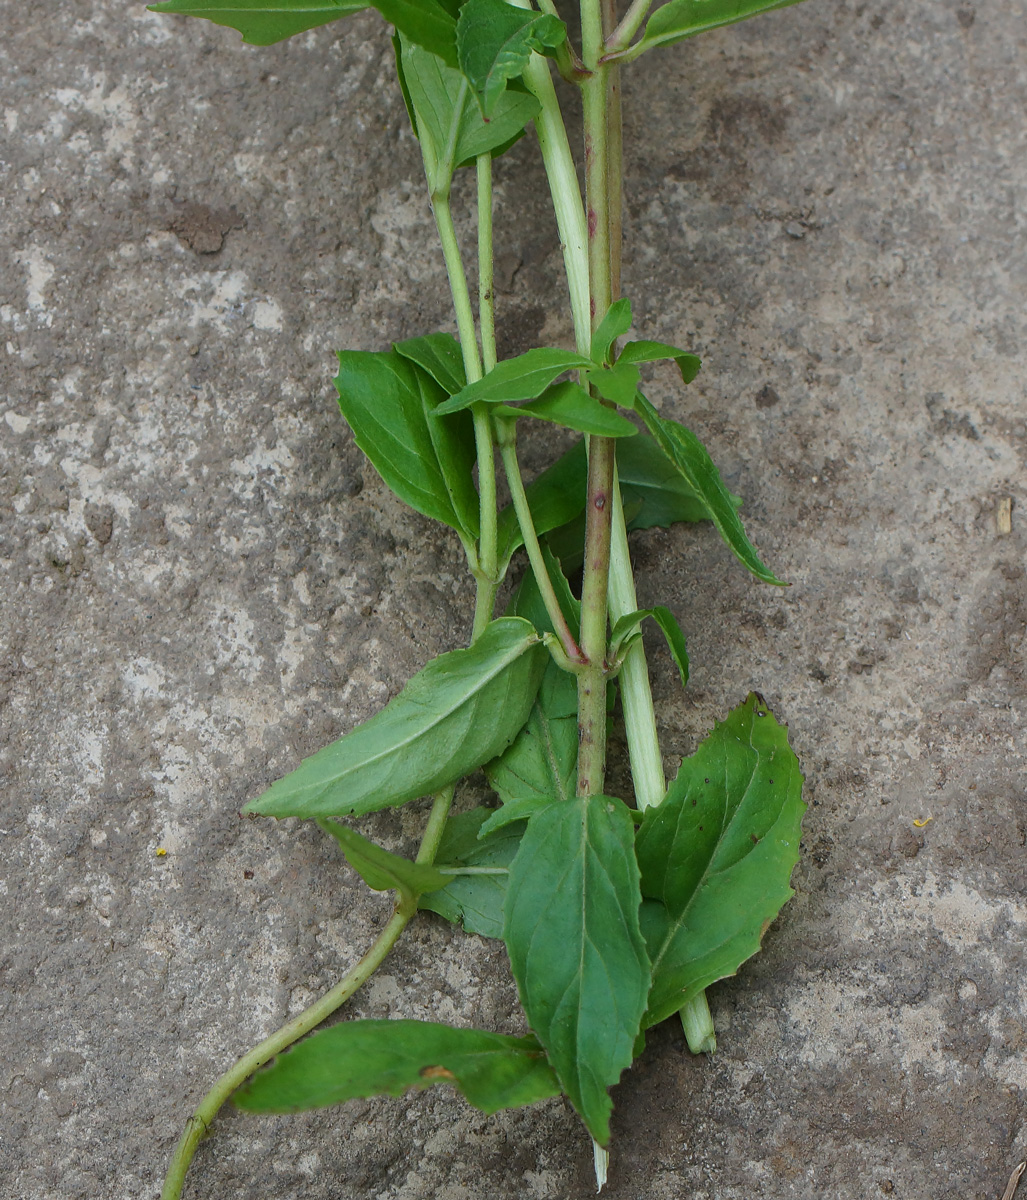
[1,0,1024,1197]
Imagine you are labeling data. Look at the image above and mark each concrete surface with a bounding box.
[1,0,1025,1197]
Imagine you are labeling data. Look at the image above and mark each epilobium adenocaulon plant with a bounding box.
[152,0,810,1194]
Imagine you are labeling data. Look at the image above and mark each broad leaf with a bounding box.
[495,381,638,438]
[148,0,365,44]
[335,348,479,539]
[639,0,806,55]
[584,360,642,407]
[609,606,689,687]
[618,339,701,384]
[394,331,466,396]
[496,439,587,566]
[397,37,538,191]
[617,433,738,529]
[418,807,522,938]
[316,818,449,900]
[436,348,593,414]
[234,1020,561,1114]
[246,618,546,818]
[503,794,650,1144]
[457,0,566,117]
[634,392,785,585]
[590,298,633,366]
[635,693,804,1027]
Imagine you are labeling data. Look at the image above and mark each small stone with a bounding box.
[785,222,806,239]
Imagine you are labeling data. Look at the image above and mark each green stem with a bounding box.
[604,0,652,55]
[477,154,498,375]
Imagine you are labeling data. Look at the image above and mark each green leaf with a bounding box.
[418,808,522,938]
[495,382,638,438]
[246,618,547,819]
[609,606,689,687]
[503,794,651,1144]
[639,0,806,54]
[394,331,466,396]
[397,37,539,191]
[635,693,804,1027]
[316,818,449,901]
[234,1020,561,1115]
[477,794,555,836]
[590,298,633,366]
[376,0,458,63]
[510,541,581,640]
[457,0,566,117]
[334,348,479,539]
[496,439,587,567]
[617,433,739,530]
[584,360,642,407]
[436,348,593,414]
[633,392,785,585]
[147,0,366,44]
[618,339,701,384]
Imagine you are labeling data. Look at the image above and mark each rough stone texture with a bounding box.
[1,0,1024,1198]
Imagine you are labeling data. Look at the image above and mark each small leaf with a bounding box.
[584,360,642,407]
[394,332,466,396]
[503,794,651,1144]
[147,0,366,45]
[496,439,587,566]
[636,694,804,1027]
[436,348,593,414]
[618,339,701,384]
[617,433,739,530]
[609,606,689,687]
[418,808,522,937]
[477,795,555,836]
[335,348,479,539]
[634,392,785,585]
[246,618,547,819]
[317,818,449,900]
[511,541,581,641]
[590,298,633,366]
[639,0,806,55]
[376,0,458,65]
[495,381,638,438]
[457,0,567,117]
[234,1020,561,1115]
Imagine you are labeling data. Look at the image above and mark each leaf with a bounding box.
[590,298,633,366]
[375,0,458,64]
[246,618,547,819]
[418,808,522,938]
[618,339,701,384]
[584,360,642,407]
[477,794,555,836]
[435,348,593,414]
[316,818,449,901]
[234,1020,561,1115]
[617,433,739,530]
[609,606,689,687]
[635,693,804,1027]
[396,37,539,190]
[147,0,366,45]
[495,382,638,438]
[334,348,479,539]
[457,0,566,117]
[510,541,581,640]
[639,0,806,55]
[394,331,466,396]
[633,392,785,585]
[496,438,587,567]
[503,794,650,1144]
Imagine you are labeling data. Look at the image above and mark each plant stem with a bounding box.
[604,0,652,56]
[477,154,499,375]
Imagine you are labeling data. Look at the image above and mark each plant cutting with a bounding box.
[151,0,810,1194]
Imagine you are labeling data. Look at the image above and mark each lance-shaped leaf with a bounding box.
[457,0,567,117]
[397,36,539,192]
[635,694,804,1027]
[394,331,466,396]
[503,794,651,1144]
[418,808,522,938]
[235,1020,561,1115]
[246,618,547,819]
[609,606,689,687]
[618,339,701,385]
[496,438,587,567]
[316,818,449,901]
[617,433,739,529]
[584,360,642,407]
[591,298,633,366]
[436,348,593,414]
[638,0,806,55]
[148,0,366,44]
[494,381,639,438]
[335,348,479,539]
[634,391,785,585]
